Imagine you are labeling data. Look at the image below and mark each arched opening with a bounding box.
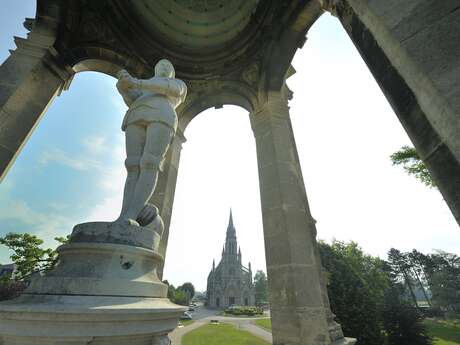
[0,69,127,256]
[163,104,265,296]
[286,13,459,256]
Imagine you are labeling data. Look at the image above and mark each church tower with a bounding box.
[223,209,238,258]
[206,209,255,308]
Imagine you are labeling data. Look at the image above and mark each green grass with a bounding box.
[179,319,195,327]
[182,322,271,345]
[254,318,272,331]
[425,319,460,345]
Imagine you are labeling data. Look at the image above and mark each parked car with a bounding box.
[180,312,192,320]
[188,307,195,312]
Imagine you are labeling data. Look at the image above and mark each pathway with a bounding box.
[169,305,273,345]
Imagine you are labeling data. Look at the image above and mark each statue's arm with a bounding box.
[137,78,187,99]
[116,71,142,106]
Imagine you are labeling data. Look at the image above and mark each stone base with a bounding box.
[0,294,185,345]
[0,221,184,345]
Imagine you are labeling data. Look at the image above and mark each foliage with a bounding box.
[182,323,270,345]
[387,248,460,314]
[383,283,433,345]
[254,270,268,305]
[254,318,272,331]
[0,233,67,281]
[173,288,189,306]
[424,319,460,345]
[319,241,389,345]
[423,251,460,314]
[163,280,195,306]
[180,282,196,301]
[390,146,435,188]
[224,306,263,316]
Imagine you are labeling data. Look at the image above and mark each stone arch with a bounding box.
[177,81,257,133]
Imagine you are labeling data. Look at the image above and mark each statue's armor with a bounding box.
[119,77,187,131]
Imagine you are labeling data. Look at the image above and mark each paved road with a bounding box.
[169,305,272,345]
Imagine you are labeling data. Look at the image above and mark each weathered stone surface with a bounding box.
[0,295,184,345]
[0,31,70,181]
[250,89,353,344]
[70,221,162,251]
[337,0,460,225]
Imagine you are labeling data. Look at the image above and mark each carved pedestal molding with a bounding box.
[250,87,355,345]
[0,221,185,345]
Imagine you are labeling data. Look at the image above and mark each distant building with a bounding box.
[206,210,255,308]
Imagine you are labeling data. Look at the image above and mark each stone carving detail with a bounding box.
[115,59,187,230]
[242,62,260,87]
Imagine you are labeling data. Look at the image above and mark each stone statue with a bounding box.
[115,59,187,227]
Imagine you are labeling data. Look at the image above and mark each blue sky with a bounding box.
[1,2,458,291]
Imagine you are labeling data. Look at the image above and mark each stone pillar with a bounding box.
[149,129,186,279]
[0,30,72,181]
[250,88,354,345]
[329,0,460,225]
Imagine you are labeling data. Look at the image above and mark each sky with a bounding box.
[0,2,458,291]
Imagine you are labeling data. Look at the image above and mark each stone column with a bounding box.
[149,129,186,279]
[328,0,460,225]
[0,30,72,181]
[250,88,354,345]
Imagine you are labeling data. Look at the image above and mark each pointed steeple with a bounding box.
[212,259,215,271]
[226,208,236,237]
[225,208,238,256]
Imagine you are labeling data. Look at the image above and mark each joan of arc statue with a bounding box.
[115,59,187,226]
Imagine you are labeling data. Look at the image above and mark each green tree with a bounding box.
[319,241,389,345]
[424,251,460,313]
[253,270,268,306]
[390,146,435,187]
[387,248,419,308]
[179,282,195,301]
[0,233,66,281]
[383,282,432,345]
[173,288,188,306]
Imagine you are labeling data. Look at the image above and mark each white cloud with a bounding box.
[39,148,102,171]
[82,136,107,155]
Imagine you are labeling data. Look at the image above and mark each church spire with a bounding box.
[225,208,237,256]
[226,208,236,238]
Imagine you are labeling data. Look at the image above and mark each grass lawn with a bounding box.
[179,319,195,327]
[182,322,271,345]
[425,319,460,345]
[254,318,272,331]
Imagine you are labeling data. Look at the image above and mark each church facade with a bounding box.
[206,211,255,308]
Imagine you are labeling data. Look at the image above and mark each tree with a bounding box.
[390,146,435,187]
[319,241,389,345]
[0,233,66,281]
[173,289,188,306]
[383,282,432,345]
[253,270,268,305]
[179,282,195,301]
[424,251,460,313]
[387,248,419,308]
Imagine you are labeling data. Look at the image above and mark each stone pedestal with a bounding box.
[0,221,185,345]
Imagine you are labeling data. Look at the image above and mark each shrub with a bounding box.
[224,306,263,316]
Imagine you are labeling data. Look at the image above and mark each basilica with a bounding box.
[206,211,255,308]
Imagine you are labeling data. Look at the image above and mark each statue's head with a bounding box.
[154,59,175,78]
